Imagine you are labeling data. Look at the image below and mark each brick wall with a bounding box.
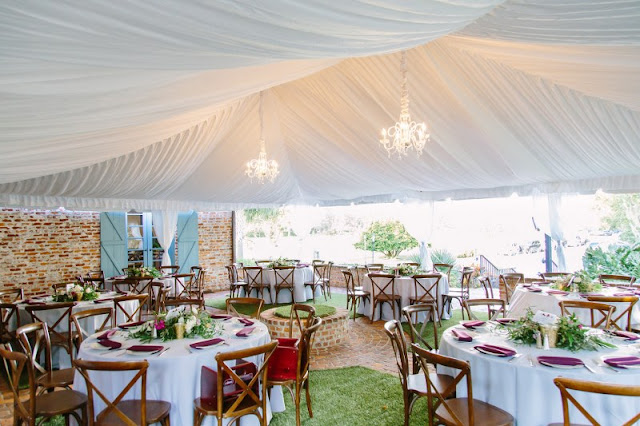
[198,211,233,292]
[0,208,101,297]
[0,208,234,297]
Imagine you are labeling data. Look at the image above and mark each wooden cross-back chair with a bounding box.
[343,270,370,320]
[194,340,279,426]
[226,265,248,298]
[71,307,114,351]
[433,263,453,283]
[411,343,514,426]
[273,266,296,304]
[559,300,615,330]
[539,272,571,281]
[73,359,171,426]
[553,377,640,426]
[369,273,401,322]
[16,321,75,394]
[244,266,270,301]
[113,294,148,325]
[402,303,440,353]
[0,345,87,426]
[267,318,322,426]
[441,268,473,320]
[586,295,638,331]
[255,259,272,267]
[148,282,168,313]
[159,265,180,274]
[410,274,442,324]
[499,273,524,304]
[171,273,196,299]
[598,274,637,287]
[25,302,74,361]
[304,263,329,303]
[478,276,495,299]
[463,298,507,322]
[383,320,453,426]
[0,289,22,345]
[190,266,206,299]
[85,270,106,290]
[0,288,23,303]
[365,263,384,273]
[287,304,316,338]
[226,297,264,319]
[51,282,73,294]
[311,259,324,266]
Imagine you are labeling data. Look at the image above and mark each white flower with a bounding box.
[165,307,181,321]
[85,287,94,294]
[177,316,185,324]
[573,277,582,283]
[185,316,197,334]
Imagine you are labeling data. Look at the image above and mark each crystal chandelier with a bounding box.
[379,51,430,158]
[246,92,279,183]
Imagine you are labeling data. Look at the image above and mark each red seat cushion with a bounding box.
[267,338,300,381]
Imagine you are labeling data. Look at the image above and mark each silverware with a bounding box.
[155,347,169,357]
[508,354,522,363]
[583,363,596,373]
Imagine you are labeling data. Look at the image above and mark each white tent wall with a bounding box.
[1,1,639,211]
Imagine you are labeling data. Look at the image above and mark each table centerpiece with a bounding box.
[129,306,222,343]
[267,257,295,268]
[549,270,602,293]
[126,266,162,278]
[52,284,99,302]
[507,309,615,351]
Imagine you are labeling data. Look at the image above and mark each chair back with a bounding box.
[0,303,20,344]
[411,343,472,425]
[598,274,637,287]
[586,295,638,331]
[402,303,438,351]
[312,263,329,284]
[463,298,506,321]
[71,307,114,350]
[113,294,148,325]
[73,359,151,425]
[25,302,74,356]
[412,274,441,304]
[311,259,324,266]
[0,288,24,303]
[85,270,105,289]
[288,304,316,338]
[0,345,36,422]
[213,341,278,421]
[553,377,640,426]
[324,261,333,283]
[52,282,74,294]
[342,270,356,295]
[149,282,168,312]
[365,263,384,273]
[16,321,53,377]
[478,276,494,299]
[171,273,195,299]
[191,266,206,297]
[232,263,244,281]
[499,273,523,304]
[273,266,295,289]
[164,298,203,311]
[459,268,473,299]
[539,272,571,281]
[433,264,453,282]
[369,273,396,300]
[399,262,420,268]
[226,297,264,319]
[255,260,272,267]
[244,266,265,289]
[298,317,322,378]
[159,265,180,274]
[559,300,615,329]
[383,320,411,395]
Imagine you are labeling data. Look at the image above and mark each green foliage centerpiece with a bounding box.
[549,270,602,293]
[129,306,221,343]
[267,257,295,268]
[52,284,99,302]
[508,309,614,352]
[127,266,162,278]
[395,264,418,276]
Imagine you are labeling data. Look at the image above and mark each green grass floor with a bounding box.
[205,293,358,317]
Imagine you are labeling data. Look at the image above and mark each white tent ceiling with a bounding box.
[1,1,639,211]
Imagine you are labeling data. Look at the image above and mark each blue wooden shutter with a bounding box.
[177,211,199,273]
[100,212,127,278]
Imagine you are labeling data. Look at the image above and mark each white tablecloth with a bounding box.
[73,318,276,425]
[439,325,640,425]
[259,267,314,303]
[508,285,640,329]
[17,294,139,368]
[357,273,449,322]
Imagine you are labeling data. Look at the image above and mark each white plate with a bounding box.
[539,360,583,369]
[474,346,515,357]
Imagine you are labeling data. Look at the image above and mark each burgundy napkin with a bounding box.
[461,320,485,329]
[236,327,256,337]
[522,283,532,288]
[496,318,518,325]
[527,287,542,292]
[210,314,232,320]
[97,330,117,340]
[537,356,583,367]
[98,339,122,349]
[613,330,640,341]
[189,338,225,349]
[546,290,569,296]
[474,344,516,357]
[127,345,164,352]
[604,356,640,368]
[238,318,254,326]
[118,321,146,329]
[451,329,472,342]
[613,292,635,297]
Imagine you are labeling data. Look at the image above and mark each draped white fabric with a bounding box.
[1,1,639,210]
[151,210,179,267]
[547,194,567,271]
[399,202,435,270]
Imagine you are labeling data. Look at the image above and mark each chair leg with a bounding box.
[305,378,313,418]
[295,381,302,426]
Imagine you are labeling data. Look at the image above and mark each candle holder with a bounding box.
[175,323,185,339]
[540,324,558,348]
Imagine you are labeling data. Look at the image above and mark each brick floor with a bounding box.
[0,291,404,423]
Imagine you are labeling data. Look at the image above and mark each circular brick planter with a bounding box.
[260,306,350,349]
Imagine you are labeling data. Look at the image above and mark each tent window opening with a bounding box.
[126,212,164,269]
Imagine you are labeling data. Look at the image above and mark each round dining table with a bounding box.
[73,317,276,425]
[508,284,640,329]
[357,273,449,322]
[438,323,640,425]
[246,266,314,304]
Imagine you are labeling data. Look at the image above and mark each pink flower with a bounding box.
[578,324,583,329]
[155,320,165,330]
